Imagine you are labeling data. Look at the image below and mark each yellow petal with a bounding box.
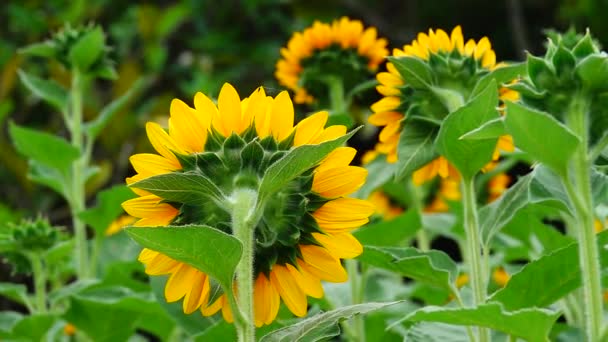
[221,295,234,323]
[451,26,464,54]
[270,265,307,317]
[164,263,197,302]
[315,147,357,173]
[299,246,348,282]
[312,232,363,259]
[293,111,328,146]
[201,295,222,316]
[371,96,401,113]
[183,271,209,314]
[313,197,375,222]
[145,122,184,168]
[474,37,491,60]
[122,195,179,221]
[310,125,347,144]
[312,166,367,198]
[368,111,404,126]
[144,253,180,275]
[242,87,268,131]
[130,153,176,176]
[169,99,208,153]
[286,263,323,298]
[254,274,270,327]
[216,83,242,136]
[194,92,219,122]
[269,91,295,142]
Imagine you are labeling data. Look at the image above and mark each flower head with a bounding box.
[122,84,372,325]
[369,26,517,183]
[276,17,388,105]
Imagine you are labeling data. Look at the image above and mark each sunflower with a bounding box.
[369,26,518,184]
[122,84,373,326]
[275,17,388,105]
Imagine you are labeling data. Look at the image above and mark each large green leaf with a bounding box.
[17,70,68,112]
[490,230,608,311]
[69,27,105,72]
[0,311,22,334]
[435,80,499,179]
[79,185,136,235]
[259,128,359,199]
[504,101,580,175]
[259,302,401,342]
[358,246,457,292]
[404,303,559,342]
[130,171,225,206]
[395,119,438,181]
[9,314,58,341]
[126,226,242,289]
[354,209,421,247]
[405,322,470,342]
[459,118,506,141]
[9,122,80,175]
[388,56,433,89]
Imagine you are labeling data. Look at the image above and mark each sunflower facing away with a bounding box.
[369,26,518,184]
[275,17,388,105]
[122,84,373,326]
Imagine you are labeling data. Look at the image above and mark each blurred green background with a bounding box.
[1,0,606,310]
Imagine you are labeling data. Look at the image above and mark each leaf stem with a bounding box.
[230,188,258,342]
[69,70,90,279]
[27,252,47,313]
[563,93,603,342]
[461,176,490,342]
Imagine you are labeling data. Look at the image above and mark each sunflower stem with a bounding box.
[563,93,603,341]
[69,70,90,279]
[346,260,366,342]
[461,176,490,342]
[27,252,47,313]
[231,188,258,342]
[407,179,429,251]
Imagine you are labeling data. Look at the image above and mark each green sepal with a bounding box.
[388,56,434,89]
[195,152,228,180]
[575,53,608,92]
[551,45,576,75]
[69,26,106,72]
[572,31,599,58]
[240,140,265,173]
[527,53,555,89]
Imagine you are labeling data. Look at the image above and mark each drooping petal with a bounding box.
[270,265,307,317]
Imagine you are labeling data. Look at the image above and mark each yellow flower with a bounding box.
[275,17,388,104]
[487,173,511,203]
[424,177,461,213]
[492,267,510,287]
[368,191,403,220]
[105,215,137,236]
[369,26,517,184]
[122,84,373,326]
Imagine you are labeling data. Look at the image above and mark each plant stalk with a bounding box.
[28,253,47,313]
[231,188,258,342]
[461,177,490,342]
[346,260,366,342]
[407,179,430,251]
[69,71,89,279]
[564,94,603,341]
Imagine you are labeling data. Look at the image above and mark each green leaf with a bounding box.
[10,314,58,340]
[27,161,67,197]
[130,171,225,207]
[354,155,397,199]
[193,321,238,342]
[19,41,57,58]
[69,27,105,71]
[63,286,160,342]
[405,322,469,342]
[9,122,80,175]
[504,101,580,174]
[259,127,359,199]
[490,229,608,311]
[0,311,23,334]
[259,302,402,342]
[471,62,526,98]
[395,119,438,181]
[354,209,420,247]
[528,165,572,212]
[459,118,506,140]
[17,70,68,112]
[126,226,242,289]
[592,168,608,206]
[527,53,555,89]
[44,239,76,264]
[0,283,31,309]
[576,53,608,91]
[388,56,433,89]
[404,303,559,342]
[358,246,457,292]
[435,80,499,179]
[79,185,135,235]
[85,78,148,139]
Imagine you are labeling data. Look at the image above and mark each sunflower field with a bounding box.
[2,1,608,341]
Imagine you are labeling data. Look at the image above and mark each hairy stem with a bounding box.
[28,253,47,313]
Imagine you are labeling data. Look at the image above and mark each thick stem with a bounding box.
[230,188,257,342]
[461,177,490,342]
[564,94,603,341]
[70,71,89,279]
[28,253,47,313]
[327,76,346,114]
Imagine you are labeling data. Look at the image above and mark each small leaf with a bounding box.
[395,119,438,182]
[459,118,505,140]
[358,246,457,292]
[79,185,136,235]
[9,122,80,175]
[130,171,225,207]
[471,62,526,98]
[435,80,500,179]
[259,302,402,342]
[19,41,57,58]
[27,161,67,197]
[85,78,148,139]
[490,229,608,310]
[17,70,68,112]
[388,56,433,89]
[126,226,242,289]
[504,101,580,175]
[69,27,105,72]
[259,127,359,200]
[354,209,421,247]
[403,303,559,342]
[0,283,31,309]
